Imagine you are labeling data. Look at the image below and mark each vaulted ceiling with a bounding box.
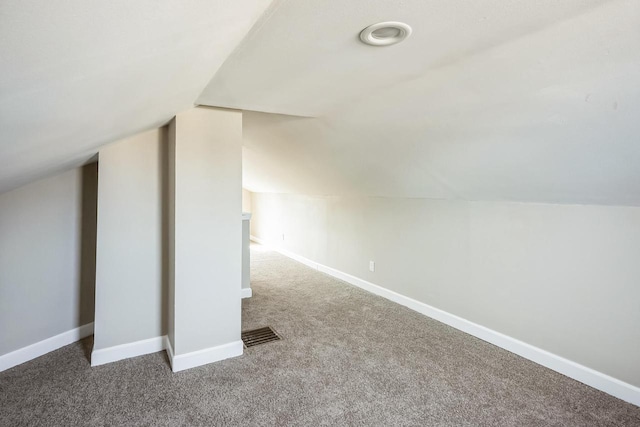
[2,0,639,205]
[0,0,272,193]
[204,0,640,205]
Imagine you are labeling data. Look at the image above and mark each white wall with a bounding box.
[0,165,97,356]
[93,129,167,351]
[167,120,176,352]
[170,107,243,356]
[250,193,640,388]
[242,188,252,213]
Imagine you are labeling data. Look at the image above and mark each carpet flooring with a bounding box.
[1,244,639,426]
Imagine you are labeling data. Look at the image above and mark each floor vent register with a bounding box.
[241,326,281,348]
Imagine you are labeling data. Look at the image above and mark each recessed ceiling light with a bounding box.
[359,21,412,46]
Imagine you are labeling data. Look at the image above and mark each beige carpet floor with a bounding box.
[1,244,639,426]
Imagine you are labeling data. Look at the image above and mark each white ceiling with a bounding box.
[2,0,639,205]
[203,0,640,206]
[0,0,272,193]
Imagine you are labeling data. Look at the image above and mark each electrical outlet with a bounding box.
[369,261,375,272]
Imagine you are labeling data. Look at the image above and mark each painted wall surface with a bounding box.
[166,120,176,351]
[0,166,97,356]
[242,188,252,212]
[93,129,167,350]
[172,107,243,355]
[250,193,640,388]
[242,189,253,292]
[242,217,251,291]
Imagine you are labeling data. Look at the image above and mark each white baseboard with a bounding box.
[251,235,640,407]
[165,337,243,373]
[241,288,253,299]
[92,335,243,372]
[250,235,319,270]
[1,323,242,374]
[0,322,94,372]
[91,335,166,367]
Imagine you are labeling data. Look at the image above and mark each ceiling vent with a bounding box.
[359,22,412,46]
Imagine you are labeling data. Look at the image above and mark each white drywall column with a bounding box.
[167,107,243,372]
[92,129,167,365]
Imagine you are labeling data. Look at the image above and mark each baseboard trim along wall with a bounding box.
[91,336,166,367]
[164,337,244,373]
[250,235,640,407]
[241,288,253,299]
[0,322,94,372]
[2,324,244,373]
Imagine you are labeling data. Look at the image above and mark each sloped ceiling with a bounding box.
[2,0,639,206]
[201,0,640,206]
[0,0,273,193]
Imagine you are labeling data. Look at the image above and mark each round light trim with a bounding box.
[359,21,412,46]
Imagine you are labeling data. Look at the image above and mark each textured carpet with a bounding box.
[1,244,639,426]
